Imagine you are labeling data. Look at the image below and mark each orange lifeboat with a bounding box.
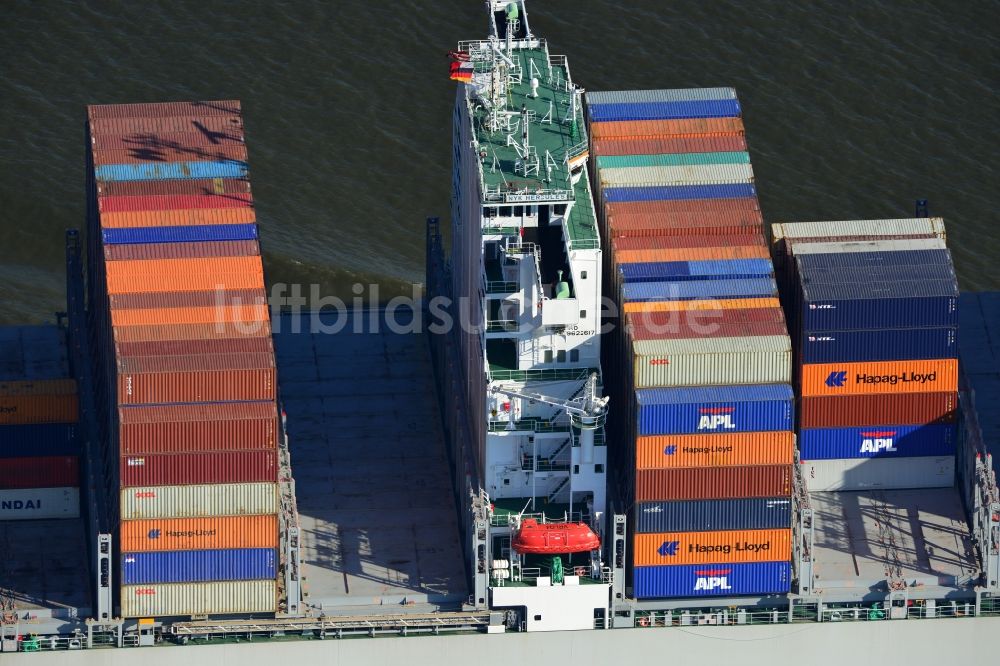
[511,519,601,555]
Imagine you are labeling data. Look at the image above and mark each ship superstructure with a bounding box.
[447,0,611,630]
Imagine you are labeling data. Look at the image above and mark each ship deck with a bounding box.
[0,517,91,617]
[809,488,979,598]
[274,307,468,611]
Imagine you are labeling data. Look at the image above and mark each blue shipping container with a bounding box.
[633,561,792,598]
[795,249,953,271]
[102,223,258,245]
[799,280,959,331]
[800,327,958,363]
[799,424,957,460]
[602,183,757,203]
[618,258,774,283]
[94,161,248,182]
[635,497,792,533]
[120,548,276,584]
[0,424,78,458]
[623,277,777,303]
[798,264,956,286]
[636,384,794,436]
[588,99,741,122]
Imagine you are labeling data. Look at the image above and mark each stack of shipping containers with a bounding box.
[772,221,960,490]
[85,101,281,617]
[586,88,794,600]
[0,326,80,520]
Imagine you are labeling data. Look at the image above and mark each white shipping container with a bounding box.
[586,87,737,105]
[121,580,277,618]
[0,486,79,520]
[632,335,792,388]
[119,482,278,520]
[801,456,955,492]
[770,218,946,244]
[598,163,753,187]
[789,238,947,255]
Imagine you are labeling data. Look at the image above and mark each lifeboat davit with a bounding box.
[511,519,600,555]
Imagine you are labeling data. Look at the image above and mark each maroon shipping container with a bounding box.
[118,402,278,454]
[109,288,268,310]
[613,234,767,252]
[604,198,762,217]
[799,392,959,429]
[96,179,251,198]
[607,211,764,238]
[115,353,276,404]
[591,134,748,157]
[104,240,260,262]
[628,319,787,341]
[89,115,243,137]
[98,194,254,212]
[88,100,242,119]
[0,456,79,489]
[89,130,245,152]
[116,336,274,359]
[635,466,792,502]
[627,308,787,341]
[113,321,273,343]
[119,450,278,487]
[91,145,249,167]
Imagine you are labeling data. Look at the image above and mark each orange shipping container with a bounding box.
[800,359,958,397]
[614,244,770,264]
[104,256,263,277]
[111,304,270,327]
[120,515,278,552]
[100,208,256,228]
[113,321,273,343]
[633,529,792,566]
[105,272,264,294]
[636,432,795,469]
[589,117,745,140]
[0,395,79,425]
[623,298,782,315]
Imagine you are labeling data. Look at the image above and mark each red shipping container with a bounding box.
[591,134,748,157]
[612,234,766,252]
[89,115,243,137]
[119,450,278,487]
[605,199,761,216]
[0,456,79,489]
[96,179,251,198]
[113,321,272,342]
[99,208,255,228]
[629,319,787,341]
[109,288,268,310]
[607,211,764,238]
[104,240,260,262]
[116,353,276,404]
[116,335,274,359]
[635,465,792,501]
[88,100,242,119]
[627,309,787,341]
[98,194,253,212]
[118,402,278,454]
[89,129,245,152]
[799,392,958,428]
[91,145,249,167]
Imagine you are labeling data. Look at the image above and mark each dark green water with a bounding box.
[1,0,997,324]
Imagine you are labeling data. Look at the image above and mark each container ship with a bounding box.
[1,0,998,653]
